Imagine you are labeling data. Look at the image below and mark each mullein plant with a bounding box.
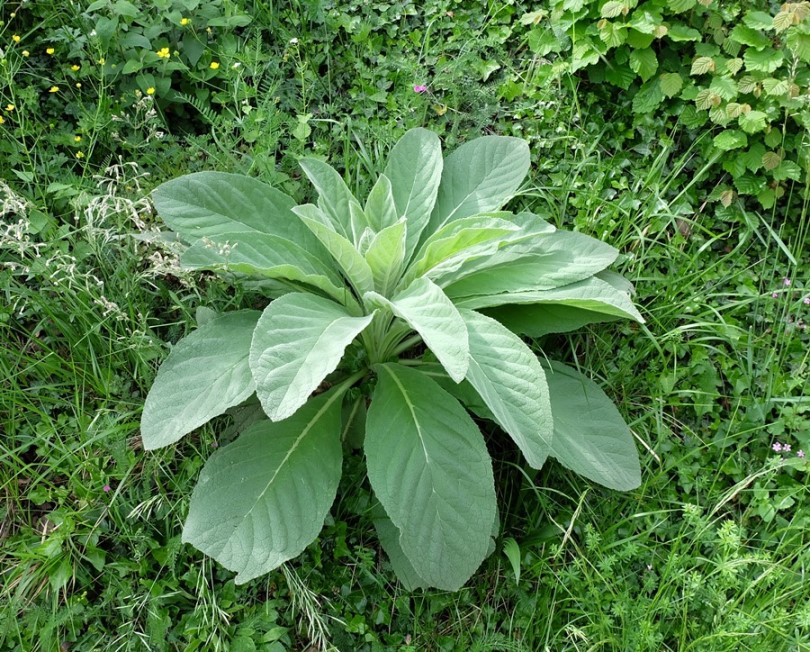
[140,128,644,590]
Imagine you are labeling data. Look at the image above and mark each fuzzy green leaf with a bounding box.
[364,174,399,232]
[294,204,375,296]
[629,48,658,81]
[545,361,641,490]
[428,136,530,233]
[383,128,443,260]
[152,172,320,250]
[299,158,364,242]
[250,294,374,421]
[182,389,344,584]
[141,310,261,450]
[461,310,553,468]
[364,218,407,296]
[366,364,496,590]
[365,277,469,382]
[659,72,684,97]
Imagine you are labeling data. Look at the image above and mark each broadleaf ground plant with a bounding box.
[140,128,645,591]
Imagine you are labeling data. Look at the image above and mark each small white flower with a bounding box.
[289,37,299,45]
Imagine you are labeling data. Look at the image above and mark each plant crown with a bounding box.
[141,128,645,590]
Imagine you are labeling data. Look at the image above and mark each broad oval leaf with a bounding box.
[141,310,261,450]
[364,174,399,232]
[428,136,530,233]
[293,204,375,296]
[383,128,443,260]
[366,363,496,590]
[371,502,429,591]
[180,230,350,304]
[365,277,469,382]
[456,275,645,325]
[461,310,553,469]
[250,293,374,421]
[299,157,364,242]
[443,230,619,298]
[152,172,319,249]
[364,218,407,297]
[404,214,519,285]
[544,361,641,490]
[182,389,344,584]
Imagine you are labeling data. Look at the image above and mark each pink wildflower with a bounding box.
[772,292,779,299]
[804,297,810,305]
[773,442,783,452]
[783,277,792,286]
[783,444,792,452]
[798,450,805,458]
[103,484,111,493]
[413,84,428,93]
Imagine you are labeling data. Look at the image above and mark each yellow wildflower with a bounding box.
[76,83,82,88]
[71,64,80,71]
[0,116,5,125]
[180,17,190,26]
[146,87,155,95]
[12,35,21,43]
[5,104,14,112]
[209,61,220,70]
[48,85,60,93]
[74,135,82,142]
[22,50,30,57]
[156,47,170,59]
[206,27,212,34]
[75,151,85,159]
[46,47,55,55]
[97,57,105,65]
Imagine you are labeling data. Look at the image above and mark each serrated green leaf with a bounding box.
[743,11,774,31]
[787,30,810,61]
[734,173,766,195]
[294,204,375,296]
[461,310,553,468]
[659,72,684,97]
[632,80,665,112]
[773,160,802,181]
[152,172,319,250]
[626,29,655,49]
[710,76,738,100]
[364,219,407,297]
[744,48,784,73]
[141,310,261,450]
[722,155,747,178]
[545,361,641,490]
[691,56,716,75]
[428,136,530,234]
[667,24,701,41]
[742,143,766,171]
[726,57,743,74]
[629,48,658,81]
[365,277,469,382]
[729,24,773,49]
[763,151,782,170]
[762,78,791,96]
[667,0,696,13]
[364,174,399,232]
[443,230,619,297]
[713,130,748,151]
[250,294,374,421]
[383,128,443,261]
[572,39,601,71]
[680,105,709,128]
[601,1,626,18]
[299,158,364,242]
[599,21,627,48]
[366,364,496,590]
[757,187,776,208]
[182,389,344,584]
[604,61,637,88]
[695,89,721,110]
